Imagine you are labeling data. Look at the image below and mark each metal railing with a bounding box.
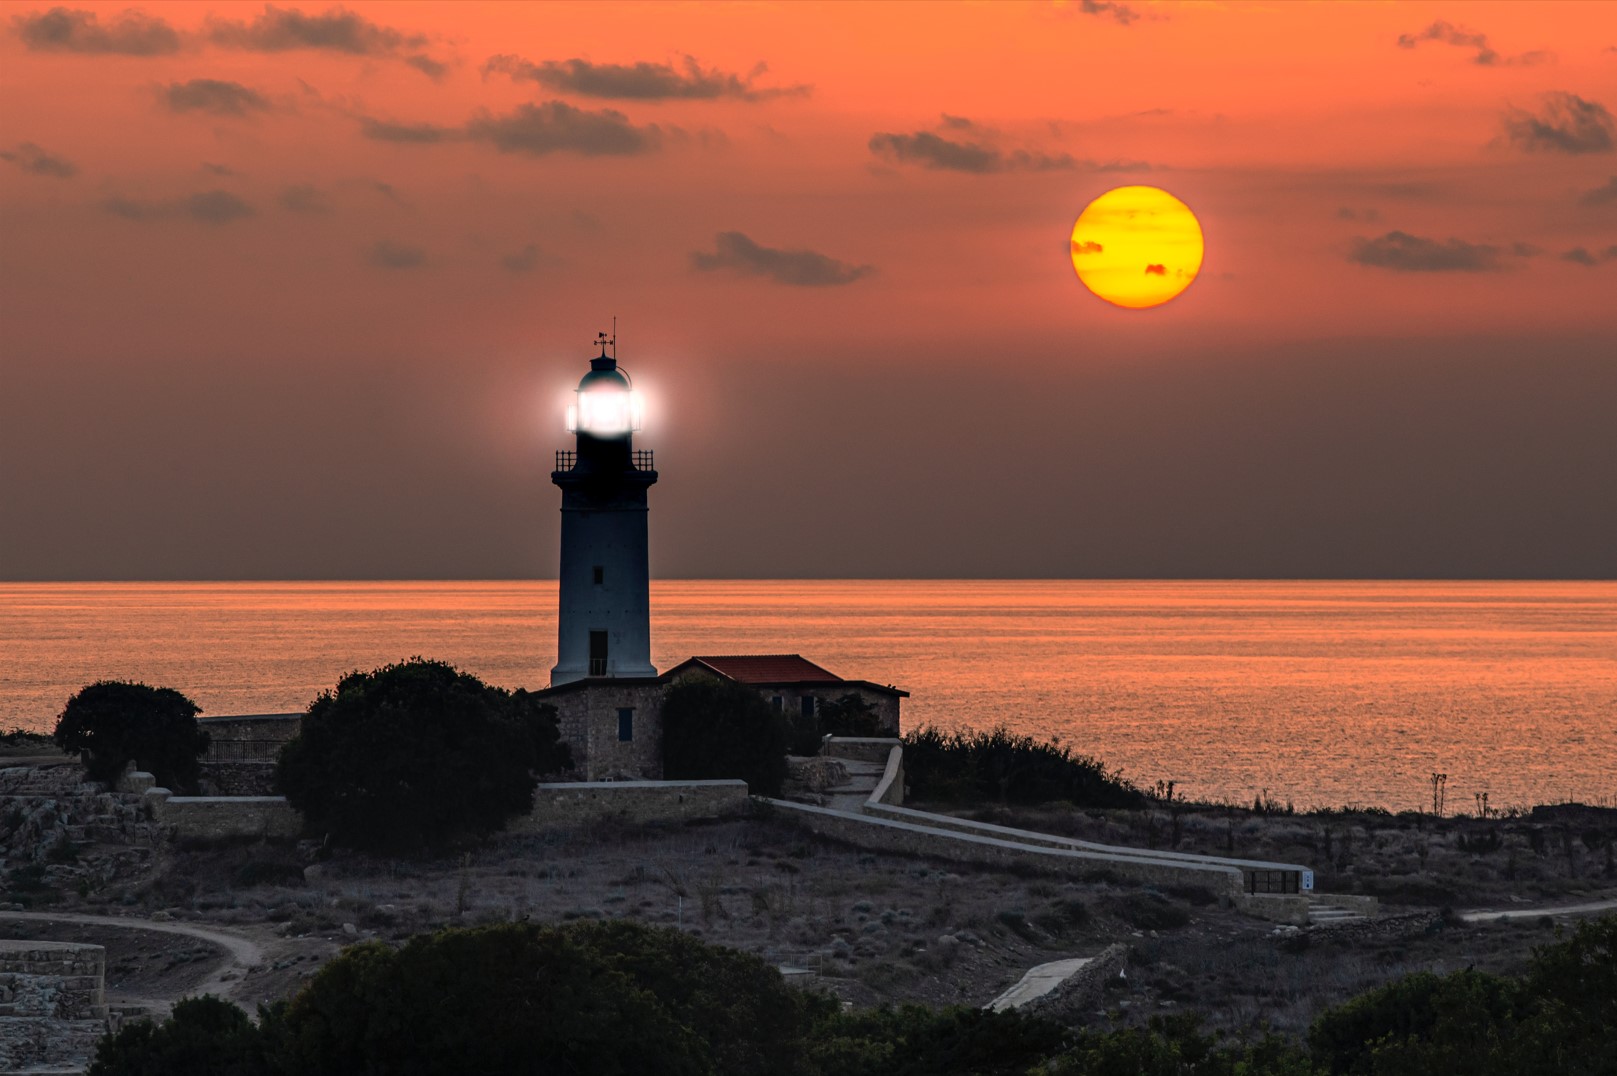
[1245,869,1301,895]
[633,449,654,471]
[589,657,608,676]
[553,449,654,472]
[555,450,576,470]
[204,739,290,763]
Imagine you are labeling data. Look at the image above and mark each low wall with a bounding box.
[200,762,279,796]
[0,940,107,1073]
[1319,894,1381,917]
[869,746,905,807]
[1019,943,1128,1021]
[760,798,1247,894]
[1233,893,1311,926]
[823,737,902,764]
[514,780,750,831]
[146,789,301,841]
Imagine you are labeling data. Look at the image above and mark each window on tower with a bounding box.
[593,566,604,585]
[589,631,608,676]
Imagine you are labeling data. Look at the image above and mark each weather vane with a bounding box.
[595,317,618,359]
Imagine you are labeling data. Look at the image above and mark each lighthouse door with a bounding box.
[589,631,609,676]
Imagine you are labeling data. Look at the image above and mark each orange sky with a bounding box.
[2,2,1616,579]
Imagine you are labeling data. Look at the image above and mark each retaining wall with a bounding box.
[1019,943,1128,1022]
[0,940,107,1073]
[823,737,902,765]
[513,780,750,831]
[760,798,1249,894]
[146,789,301,841]
[869,746,905,807]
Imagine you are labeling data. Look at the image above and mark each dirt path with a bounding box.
[1459,898,1617,923]
[0,910,265,1007]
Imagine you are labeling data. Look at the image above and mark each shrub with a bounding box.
[276,659,569,852]
[661,675,789,796]
[901,725,1145,808]
[808,1003,1068,1076]
[89,994,271,1076]
[53,681,207,792]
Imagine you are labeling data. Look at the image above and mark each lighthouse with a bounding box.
[550,334,658,686]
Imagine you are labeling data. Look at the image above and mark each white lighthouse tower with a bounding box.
[550,333,658,686]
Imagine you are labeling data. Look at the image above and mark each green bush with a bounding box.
[809,1003,1068,1076]
[901,725,1145,808]
[276,659,570,852]
[53,681,207,792]
[1046,1014,1316,1075]
[661,675,789,796]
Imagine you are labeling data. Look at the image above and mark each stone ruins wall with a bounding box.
[198,713,302,763]
[0,940,107,1074]
[547,682,666,780]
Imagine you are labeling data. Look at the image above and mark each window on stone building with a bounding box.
[617,708,634,742]
[771,695,783,711]
[800,696,815,720]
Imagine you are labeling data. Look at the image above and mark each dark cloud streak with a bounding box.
[868,130,1075,173]
[690,231,872,287]
[1502,92,1615,155]
[0,142,78,178]
[466,102,661,156]
[1348,231,1528,273]
[101,189,255,225]
[161,79,271,117]
[11,6,180,55]
[483,54,809,101]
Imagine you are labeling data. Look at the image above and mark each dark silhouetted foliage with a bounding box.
[661,674,789,796]
[53,681,207,792]
[809,1003,1069,1076]
[88,995,271,1076]
[277,659,569,851]
[789,692,889,754]
[902,725,1146,808]
[1048,1014,1316,1075]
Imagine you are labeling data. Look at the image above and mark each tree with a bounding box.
[53,681,208,792]
[88,995,270,1076]
[276,659,570,851]
[661,674,789,796]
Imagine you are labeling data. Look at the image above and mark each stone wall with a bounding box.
[0,940,107,1073]
[198,713,302,763]
[548,682,665,780]
[823,737,903,765]
[1019,943,1128,1023]
[200,762,278,796]
[146,789,302,841]
[512,779,750,831]
[1232,892,1311,925]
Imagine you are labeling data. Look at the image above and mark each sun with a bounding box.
[1070,186,1204,309]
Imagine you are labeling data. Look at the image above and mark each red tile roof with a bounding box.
[688,654,843,684]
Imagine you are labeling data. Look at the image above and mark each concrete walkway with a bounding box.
[986,957,1092,1012]
[1459,898,1617,923]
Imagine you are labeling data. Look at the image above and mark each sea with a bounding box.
[2,580,1613,813]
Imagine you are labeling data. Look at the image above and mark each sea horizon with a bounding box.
[5,579,1613,814]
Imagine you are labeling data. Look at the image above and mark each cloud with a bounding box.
[366,239,425,269]
[690,231,873,287]
[1347,230,1530,272]
[1072,0,1139,26]
[466,101,662,156]
[12,6,180,55]
[500,244,540,273]
[939,114,976,130]
[1395,20,1546,66]
[102,189,255,225]
[161,79,271,117]
[1560,245,1617,266]
[359,117,458,144]
[1579,175,1617,206]
[278,184,328,213]
[1144,263,1166,275]
[404,53,447,80]
[868,130,1074,173]
[1502,92,1615,154]
[0,142,78,178]
[210,5,420,53]
[1072,240,1104,254]
[483,54,809,101]
[1335,206,1381,222]
[201,162,237,176]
